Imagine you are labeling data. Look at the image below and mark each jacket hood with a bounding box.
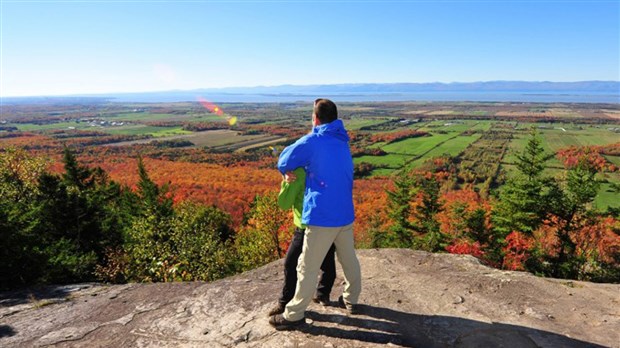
[313,119,349,142]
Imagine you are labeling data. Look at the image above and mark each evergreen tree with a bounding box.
[550,160,601,279]
[30,148,125,284]
[384,170,416,247]
[494,129,552,235]
[411,175,445,252]
[0,148,48,289]
[62,147,94,191]
[136,156,173,219]
[515,130,547,181]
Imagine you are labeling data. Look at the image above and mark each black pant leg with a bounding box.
[279,227,305,305]
[316,243,336,298]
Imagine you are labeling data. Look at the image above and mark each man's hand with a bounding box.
[284,171,297,183]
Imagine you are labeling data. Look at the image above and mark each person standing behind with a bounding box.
[269,98,362,330]
[268,166,336,316]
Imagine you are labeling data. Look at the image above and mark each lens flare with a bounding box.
[197,97,223,115]
[197,97,238,127]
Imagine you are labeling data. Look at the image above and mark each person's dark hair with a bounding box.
[313,98,338,124]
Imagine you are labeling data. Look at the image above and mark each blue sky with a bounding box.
[1,0,619,97]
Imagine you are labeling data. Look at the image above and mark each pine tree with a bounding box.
[384,170,416,247]
[412,175,445,252]
[515,130,547,181]
[31,148,125,284]
[62,146,94,191]
[0,149,48,288]
[136,156,173,219]
[494,129,551,235]
[551,159,601,279]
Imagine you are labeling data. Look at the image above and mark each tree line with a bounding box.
[0,147,289,290]
[1,130,618,290]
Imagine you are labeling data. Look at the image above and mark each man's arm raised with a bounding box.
[277,136,312,175]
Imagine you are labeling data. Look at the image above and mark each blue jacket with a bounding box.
[277,119,355,227]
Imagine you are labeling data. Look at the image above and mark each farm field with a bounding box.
[1,100,619,211]
[110,112,223,123]
[505,125,620,167]
[343,118,390,130]
[597,180,620,209]
[605,155,620,166]
[405,133,482,169]
[103,125,191,137]
[103,129,283,149]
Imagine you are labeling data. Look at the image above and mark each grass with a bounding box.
[468,121,494,131]
[199,132,270,148]
[378,133,455,155]
[371,168,396,177]
[103,129,281,150]
[110,113,178,121]
[541,129,619,151]
[110,112,223,123]
[358,122,486,176]
[104,125,191,137]
[506,125,620,168]
[595,182,620,211]
[604,155,620,166]
[11,120,197,138]
[362,121,487,174]
[344,118,389,130]
[406,133,482,169]
[13,122,94,131]
[354,154,408,168]
[414,120,446,132]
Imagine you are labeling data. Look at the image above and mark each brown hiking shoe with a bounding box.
[312,294,330,306]
[267,303,286,316]
[269,314,305,330]
[338,295,360,315]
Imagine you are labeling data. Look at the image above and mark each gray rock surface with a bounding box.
[1,249,618,347]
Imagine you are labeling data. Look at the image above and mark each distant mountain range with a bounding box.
[3,81,619,104]
[190,81,620,94]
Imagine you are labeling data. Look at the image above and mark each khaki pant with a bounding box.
[283,223,361,321]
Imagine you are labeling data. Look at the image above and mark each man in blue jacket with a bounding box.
[269,98,362,330]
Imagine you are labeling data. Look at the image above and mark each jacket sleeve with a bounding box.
[277,167,305,210]
[277,136,312,175]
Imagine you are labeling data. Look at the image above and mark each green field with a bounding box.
[505,125,619,167]
[377,133,455,155]
[597,180,620,210]
[354,119,618,211]
[605,155,620,166]
[343,118,390,130]
[406,133,482,169]
[356,121,488,175]
[354,153,408,169]
[104,125,191,137]
[110,112,223,123]
[13,121,94,131]
[11,120,194,137]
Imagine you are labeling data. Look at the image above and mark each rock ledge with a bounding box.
[1,249,618,347]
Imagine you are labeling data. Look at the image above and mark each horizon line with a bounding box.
[2,80,619,99]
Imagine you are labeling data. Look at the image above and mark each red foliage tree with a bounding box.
[502,231,534,271]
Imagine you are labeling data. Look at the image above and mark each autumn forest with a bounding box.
[1,100,619,289]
